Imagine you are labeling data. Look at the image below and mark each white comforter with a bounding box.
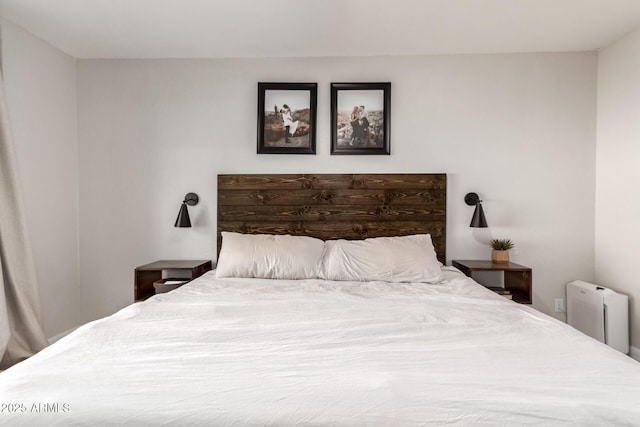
[1,267,640,426]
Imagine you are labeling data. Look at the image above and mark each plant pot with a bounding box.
[492,249,510,264]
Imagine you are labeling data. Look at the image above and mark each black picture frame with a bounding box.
[330,82,391,155]
[257,82,317,154]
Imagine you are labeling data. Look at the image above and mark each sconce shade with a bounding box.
[174,203,191,227]
[465,192,488,228]
[174,192,199,228]
[470,203,488,228]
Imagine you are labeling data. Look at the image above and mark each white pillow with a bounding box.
[318,234,442,283]
[216,232,325,279]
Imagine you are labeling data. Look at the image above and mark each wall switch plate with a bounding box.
[554,298,565,313]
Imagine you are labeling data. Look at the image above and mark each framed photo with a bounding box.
[257,82,317,154]
[331,82,391,155]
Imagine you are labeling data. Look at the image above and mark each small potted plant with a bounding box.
[491,239,514,263]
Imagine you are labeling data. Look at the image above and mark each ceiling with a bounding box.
[1,0,640,59]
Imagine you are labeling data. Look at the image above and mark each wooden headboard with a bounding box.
[217,173,447,263]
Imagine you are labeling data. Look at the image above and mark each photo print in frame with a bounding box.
[330,82,391,155]
[257,82,317,154]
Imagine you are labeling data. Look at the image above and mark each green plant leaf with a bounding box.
[491,239,515,250]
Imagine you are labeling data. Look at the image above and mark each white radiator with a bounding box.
[567,280,629,354]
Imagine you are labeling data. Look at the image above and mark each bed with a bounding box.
[0,174,639,426]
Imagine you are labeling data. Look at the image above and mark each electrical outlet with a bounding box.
[554,298,565,313]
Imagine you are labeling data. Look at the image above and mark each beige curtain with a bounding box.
[0,27,48,369]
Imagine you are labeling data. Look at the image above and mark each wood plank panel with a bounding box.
[217,174,447,263]
[218,174,446,190]
[219,205,446,222]
[218,189,445,206]
[217,220,446,238]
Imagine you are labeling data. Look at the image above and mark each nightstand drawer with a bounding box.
[452,260,532,304]
[134,260,212,301]
[153,278,189,294]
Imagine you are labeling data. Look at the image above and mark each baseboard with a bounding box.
[48,326,79,345]
[630,345,640,362]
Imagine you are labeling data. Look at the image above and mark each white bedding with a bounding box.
[1,267,640,426]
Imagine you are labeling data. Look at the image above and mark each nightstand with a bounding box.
[134,260,212,302]
[452,260,532,304]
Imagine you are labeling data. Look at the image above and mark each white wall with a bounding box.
[2,20,79,338]
[596,27,640,354]
[77,53,597,323]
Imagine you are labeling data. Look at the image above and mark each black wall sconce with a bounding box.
[174,192,199,228]
[464,192,488,228]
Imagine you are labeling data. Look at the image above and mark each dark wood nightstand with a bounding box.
[452,260,532,304]
[134,260,212,302]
